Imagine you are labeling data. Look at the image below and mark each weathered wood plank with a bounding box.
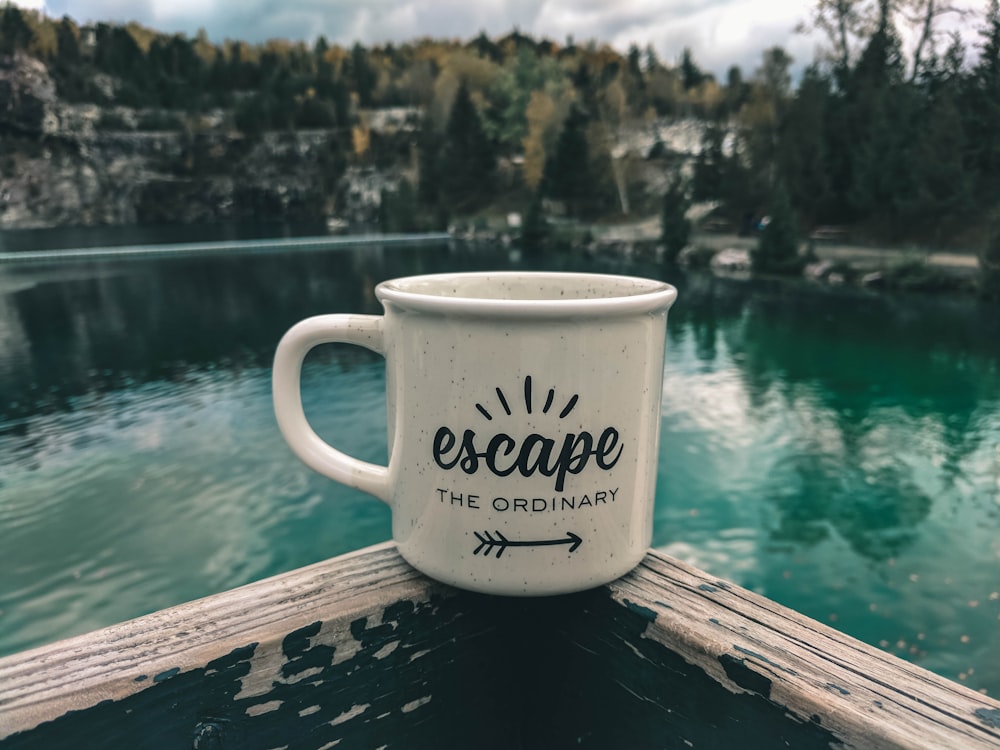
[605,554,1000,749]
[1,543,998,750]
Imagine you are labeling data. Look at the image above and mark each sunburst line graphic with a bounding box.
[475,376,578,421]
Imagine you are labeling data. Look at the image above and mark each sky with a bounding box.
[12,0,986,80]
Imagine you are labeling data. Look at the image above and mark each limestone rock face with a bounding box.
[0,54,370,230]
[0,53,58,138]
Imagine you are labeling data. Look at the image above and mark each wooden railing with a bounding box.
[1,542,998,749]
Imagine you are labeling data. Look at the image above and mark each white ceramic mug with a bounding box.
[273,271,677,595]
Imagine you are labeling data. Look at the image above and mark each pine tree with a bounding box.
[660,174,691,263]
[0,5,32,55]
[542,104,591,216]
[844,8,916,235]
[439,82,496,212]
[968,0,1000,203]
[692,125,726,202]
[777,66,832,225]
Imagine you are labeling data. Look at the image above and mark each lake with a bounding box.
[1,236,998,697]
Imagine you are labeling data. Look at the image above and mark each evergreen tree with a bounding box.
[904,88,972,234]
[692,125,727,202]
[753,182,800,274]
[350,42,377,107]
[627,44,643,85]
[439,82,496,212]
[844,8,916,235]
[0,5,32,55]
[680,47,704,90]
[660,173,691,263]
[54,16,80,64]
[777,66,832,224]
[417,116,443,208]
[968,0,1000,203]
[541,104,591,216]
[724,65,749,115]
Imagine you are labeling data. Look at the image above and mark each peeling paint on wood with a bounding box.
[0,542,998,750]
[976,707,1000,728]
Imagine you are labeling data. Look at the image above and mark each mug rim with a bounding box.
[375,271,677,318]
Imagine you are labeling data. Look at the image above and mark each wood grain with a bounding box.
[1,543,997,749]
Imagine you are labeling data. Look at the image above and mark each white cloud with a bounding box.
[14,0,984,80]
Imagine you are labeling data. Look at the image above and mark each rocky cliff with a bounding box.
[0,53,360,230]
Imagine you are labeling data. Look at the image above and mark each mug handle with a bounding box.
[272,314,390,503]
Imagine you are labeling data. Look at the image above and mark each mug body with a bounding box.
[377,272,673,595]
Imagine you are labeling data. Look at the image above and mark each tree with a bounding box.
[842,4,916,233]
[542,104,592,216]
[753,182,801,274]
[777,66,833,224]
[724,65,749,114]
[522,89,571,190]
[54,16,79,64]
[903,0,974,83]
[349,42,376,106]
[756,46,794,99]
[967,0,1000,201]
[903,86,971,234]
[439,82,496,211]
[484,46,567,153]
[660,173,692,263]
[795,0,874,85]
[0,4,33,55]
[692,125,728,202]
[680,47,704,90]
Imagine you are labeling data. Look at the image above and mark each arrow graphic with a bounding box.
[472,530,583,559]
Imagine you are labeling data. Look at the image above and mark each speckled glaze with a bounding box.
[273,272,677,595]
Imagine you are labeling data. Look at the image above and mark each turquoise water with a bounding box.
[0,241,998,696]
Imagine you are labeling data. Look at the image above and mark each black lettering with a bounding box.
[433,392,624,491]
[518,434,557,477]
[595,491,607,504]
[468,494,480,509]
[610,488,619,502]
[595,428,623,469]
[493,496,509,511]
[561,496,575,510]
[484,433,518,476]
[532,498,548,512]
[578,494,592,508]
[513,497,528,512]
[554,433,593,491]
[459,430,479,473]
[432,428,458,469]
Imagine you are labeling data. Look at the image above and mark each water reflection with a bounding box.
[0,243,498,421]
[1,249,999,695]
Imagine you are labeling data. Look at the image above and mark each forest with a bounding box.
[0,0,999,261]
